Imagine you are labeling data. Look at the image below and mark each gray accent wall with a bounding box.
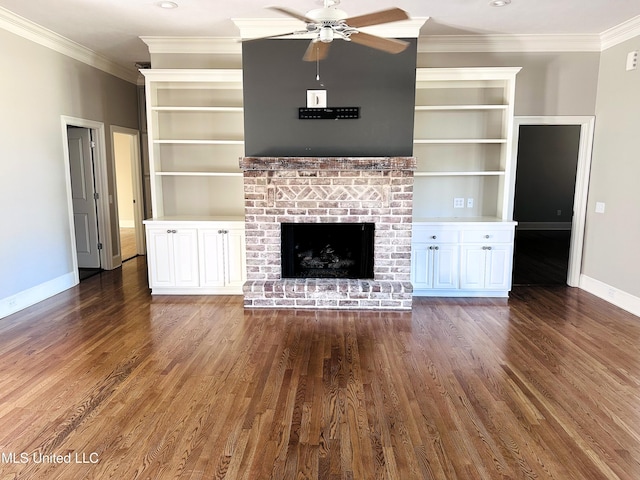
[582,35,640,298]
[242,39,417,157]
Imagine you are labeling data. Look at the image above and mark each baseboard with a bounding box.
[579,275,640,318]
[516,222,572,231]
[0,272,78,319]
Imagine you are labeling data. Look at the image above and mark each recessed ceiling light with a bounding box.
[489,0,511,6]
[157,1,178,9]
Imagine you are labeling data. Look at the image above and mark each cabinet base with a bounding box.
[150,287,244,295]
[413,289,510,298]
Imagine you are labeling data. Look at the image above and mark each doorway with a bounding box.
[61,116,113,285]
[510,116,595,287]
[67,126,102,279]
[111,127,144,263]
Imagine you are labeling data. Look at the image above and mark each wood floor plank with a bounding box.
[1,258,640,479]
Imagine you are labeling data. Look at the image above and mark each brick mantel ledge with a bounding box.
[239,156,416,172]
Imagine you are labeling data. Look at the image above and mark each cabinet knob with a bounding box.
[485,235,490,239]
[483,246,492,250]
[167,229,172,234]
[172,230,177,234]
[434,246,439,250]
[431,235,437,239]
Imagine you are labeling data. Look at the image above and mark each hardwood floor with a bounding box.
[1,258,639,479]
[120,227,137,262]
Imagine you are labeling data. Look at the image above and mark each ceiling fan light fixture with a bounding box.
[319,26,334,43]
[489,0,511,6]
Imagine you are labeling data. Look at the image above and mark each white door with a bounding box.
[67,127,100,268]
[147,228,175,287]
[199,229,225,287]
[433,245,459,289]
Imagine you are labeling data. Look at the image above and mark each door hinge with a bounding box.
[94,192,99,200]
[90,141,96,148]
[97,243,103,250]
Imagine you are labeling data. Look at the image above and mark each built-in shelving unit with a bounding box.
[411,67,520,298]
[141,69,247,295]
[412,67,521,221]
[142,69,246,219]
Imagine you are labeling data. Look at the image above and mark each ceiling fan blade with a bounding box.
[303,40,331,62]
[268,6,316,24]
[348,31,409,54]
[345,7,409,28]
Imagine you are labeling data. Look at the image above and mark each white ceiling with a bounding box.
[1,0,639,69]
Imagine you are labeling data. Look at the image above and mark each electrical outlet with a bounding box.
[595,202,605,213]
[453,197,465,209]
[557,209,562,216]
[467,198,474,208]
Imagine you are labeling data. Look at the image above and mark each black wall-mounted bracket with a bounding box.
[298,107,360,120]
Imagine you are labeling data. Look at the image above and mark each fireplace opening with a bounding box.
[281,223,375,279]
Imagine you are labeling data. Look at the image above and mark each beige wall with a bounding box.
[0,27,138,301]
[582,36,640,297]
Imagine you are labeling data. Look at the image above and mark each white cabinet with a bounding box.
[146,226,199,288]
[412,226,459,292]
[144,219,245,295]
[412,221,516,297]
[460,244,513,291]
[199,227,247,290]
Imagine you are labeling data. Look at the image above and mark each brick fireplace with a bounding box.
[240,157,415,310]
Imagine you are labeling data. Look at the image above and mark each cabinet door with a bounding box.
[460,245,487,290]
[484,244,513,290]
[433,245,459,289]
[172,229,199,287]
[199,229,226,287]
[411,244,433,289]
[225,229,246,288]
[146,228,175,287]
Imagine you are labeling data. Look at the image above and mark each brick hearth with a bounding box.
[239,157,415,310]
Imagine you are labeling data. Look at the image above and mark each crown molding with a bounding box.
[232,17,428,40]
[140,36,242,55]
[0,7,138,84]
[600,15,640,50]
[418,34,602,53]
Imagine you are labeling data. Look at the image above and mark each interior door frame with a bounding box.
[61,116,113,279]
[510,116,595,288]
[110,125,145,258]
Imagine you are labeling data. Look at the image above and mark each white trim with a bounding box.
[140,36,242,55]
[418,34,601,53]
[232,17,428,40]
[511,116,595,288]
[61,116,115,272]
[0,6,137,83]
[110,125,146,257]
[601,15,640,51]
[580,275,640,319]
[0,273,76,319]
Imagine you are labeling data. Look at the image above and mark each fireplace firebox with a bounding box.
[281,223,374,279]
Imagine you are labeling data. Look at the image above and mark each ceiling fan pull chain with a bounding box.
[316,47,320,81]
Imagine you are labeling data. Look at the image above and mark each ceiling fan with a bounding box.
[249,0,411,61]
